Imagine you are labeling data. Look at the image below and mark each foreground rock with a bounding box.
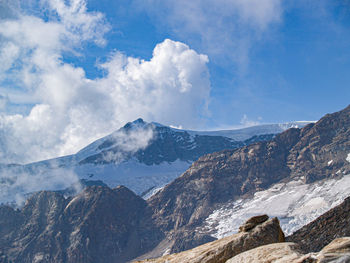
[227,237,350,263]
[226,243,304,263]
[136,216,284,263]
[314,237,350,262]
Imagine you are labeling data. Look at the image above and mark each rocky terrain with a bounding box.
[138,214,350,263]
[227,237,350,263]
[0,186,163,263]
[136,215,284,263]
[143,105,350,255]
[0,105,349,262]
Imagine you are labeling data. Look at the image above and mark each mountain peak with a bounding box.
[133,118,146,124]
[122,118,148,130]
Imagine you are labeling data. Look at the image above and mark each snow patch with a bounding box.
[347,153,350,163]
[328,160,333,166]
[142,186,164,200]
[74,159,190,195]
[199,174,350,238]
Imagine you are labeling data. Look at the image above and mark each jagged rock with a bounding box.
[0,186,163,263]
[287,197,350,253]
[238,214,269,232]
[136,216,284,263]
[226,242,304,263]
[227,238,350,263]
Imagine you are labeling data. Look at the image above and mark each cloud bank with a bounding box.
[0,0,211,164]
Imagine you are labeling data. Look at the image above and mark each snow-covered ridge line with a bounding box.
[185,121,313,141]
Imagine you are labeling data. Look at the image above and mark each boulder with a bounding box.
[238,214,269,232]
[226,237,350,263]
[136,216,284,263]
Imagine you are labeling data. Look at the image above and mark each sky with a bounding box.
[0,0,350,164]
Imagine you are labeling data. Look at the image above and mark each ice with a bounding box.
[199,174,350,238]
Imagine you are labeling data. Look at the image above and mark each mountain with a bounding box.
[0,119,307,205]
[0,105,348,262]
[144,104,350,255]
[0,186,163,263]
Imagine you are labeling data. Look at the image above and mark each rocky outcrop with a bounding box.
[226,242,304,263]
[287,196,350,253]
[136,216,284,263]
[313,237,350,262]
[238,214,269,232]
[227,237,350,263]
[0,186,163,263]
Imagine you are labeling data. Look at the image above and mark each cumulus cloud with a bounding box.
[136,0,283,70]
[0,0,211,164]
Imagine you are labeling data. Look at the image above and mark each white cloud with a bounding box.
[0,0,211,164]
[136,0,283,70]
[100,125,155,164]
[0,165,81,206]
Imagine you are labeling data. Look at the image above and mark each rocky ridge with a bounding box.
[136,215,284,263]
[144,105,350,255]
[0,186,163,263]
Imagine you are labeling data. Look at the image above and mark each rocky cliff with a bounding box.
[0,186,162,263]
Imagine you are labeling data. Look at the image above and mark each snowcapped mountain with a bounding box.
[0,106,349,262]
[0,118,309,204]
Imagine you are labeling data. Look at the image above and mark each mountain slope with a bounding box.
[145,104,350,255]
[0,186,163,263]
[0,106,349,262]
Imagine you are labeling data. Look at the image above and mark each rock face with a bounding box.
[238,214,269,232]
[314,237,350,262]
[227,237,350,263]
[287,196,350,253]
[226,242,304,263]
[146,105,350,255]
[0,186,163,263]
[136,216,284,263]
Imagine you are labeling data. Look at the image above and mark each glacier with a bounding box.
[198,174,350,238]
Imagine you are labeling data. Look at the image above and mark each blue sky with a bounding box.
[80,0,350,126]
[0,0,349,163]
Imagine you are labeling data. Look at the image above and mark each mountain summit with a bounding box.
[0,119,305,204]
